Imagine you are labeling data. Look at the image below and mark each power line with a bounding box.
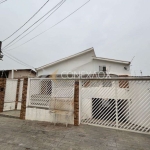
[2,0,65,49]
[4,53,33,69]
[2,0,50,42]
[0,0,7,4]
[3,0,66,51]
[4,52,34,69]
[3,51,35,69]
[4,0,91,52]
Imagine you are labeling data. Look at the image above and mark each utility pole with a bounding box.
[0,41,3,60]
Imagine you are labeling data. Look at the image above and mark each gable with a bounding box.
[37,47,131,77]
[37,48,95,76]
[37,48,95,70]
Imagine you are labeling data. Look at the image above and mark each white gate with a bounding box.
[17,79,24,110]
[4,79,18,111]
[80,79,150,134]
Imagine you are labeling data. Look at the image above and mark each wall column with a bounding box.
[74,81,79,126]
[20,78,28,119]
[15,79,20,110]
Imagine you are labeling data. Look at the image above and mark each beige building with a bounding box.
[0,69,36,78]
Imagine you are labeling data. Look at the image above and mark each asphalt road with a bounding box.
[0,116,149,150]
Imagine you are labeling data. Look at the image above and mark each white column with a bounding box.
[11,69,14,79]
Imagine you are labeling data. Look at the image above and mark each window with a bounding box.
[99,66,106,72]
[103,66,106,71]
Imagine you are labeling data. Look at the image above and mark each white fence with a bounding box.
[17,79,24,110]
[4,79,18,111]
[26,78,150,134]
[26,79,75,124]
[80,79,150,134]
[3,79,24,111]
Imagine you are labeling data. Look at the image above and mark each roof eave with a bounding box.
[93,57,130,65]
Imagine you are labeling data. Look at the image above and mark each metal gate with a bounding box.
[26,79,75,124]
[80,79,150,134]
[28,79,75,108]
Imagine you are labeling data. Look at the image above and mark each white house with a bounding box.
[25,48,150,133]
[36,48,131,77]
[26,48,131,125]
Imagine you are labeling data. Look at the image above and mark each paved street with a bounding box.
[0,116,149,150]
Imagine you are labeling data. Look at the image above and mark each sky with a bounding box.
[0,0,150,76]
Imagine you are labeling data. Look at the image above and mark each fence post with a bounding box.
[20,78,28,119]
[79,80,82,125]
[74,80,79,126]
[15,79,20,110]
[0,78,6,112]
[115,81,118,128]
[26,78,30,107]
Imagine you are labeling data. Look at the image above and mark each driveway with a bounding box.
[0,116,149,150]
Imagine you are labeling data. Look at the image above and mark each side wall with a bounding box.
[0,78,6,112]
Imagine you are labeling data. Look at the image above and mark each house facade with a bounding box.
[26,48,131,125]
[23,48,150,134]
[36,48,131,78]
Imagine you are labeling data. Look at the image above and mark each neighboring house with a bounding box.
[0,69,36,78]
[36,47,131,77]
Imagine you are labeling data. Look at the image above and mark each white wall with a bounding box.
[3,79,18,111]
[17,102,21,110]
[3,102,16,111]
[37,50,95,76]
[26,108,74,124]
[17,80,24,110]
[92,59,130,76]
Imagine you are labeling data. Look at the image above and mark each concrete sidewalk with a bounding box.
[0,110,20,118]
[0,116,149,150]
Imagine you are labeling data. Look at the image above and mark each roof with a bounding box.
[93,57,130,65]
[36,47,95,70]
[36,47,130,71]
